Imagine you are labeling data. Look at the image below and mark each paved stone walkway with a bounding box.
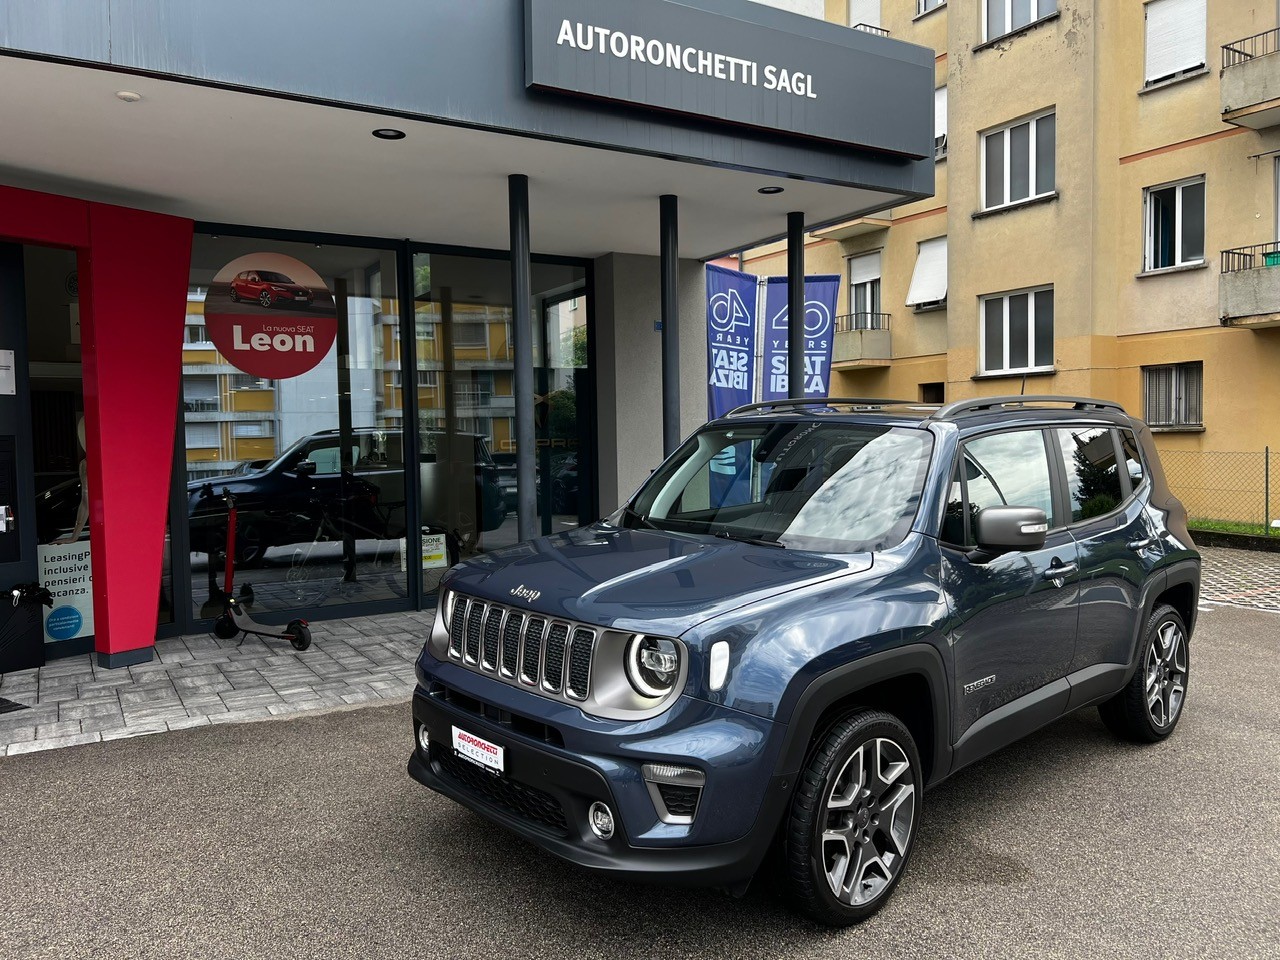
[0,545,1274,757]
[0,610,429,756]
[1197,546,1280,613]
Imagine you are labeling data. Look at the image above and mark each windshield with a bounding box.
[623,422,933,552]
[258,271,294,284]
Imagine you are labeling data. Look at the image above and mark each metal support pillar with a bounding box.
[509,174,537,542]
[660,194,681,456]
[787,211,805,400]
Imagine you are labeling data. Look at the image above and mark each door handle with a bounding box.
[1127,536,1156,550]
[1043,562,1077,584]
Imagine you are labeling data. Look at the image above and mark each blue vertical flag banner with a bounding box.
[761,274,840,402]
[706,264,759,418]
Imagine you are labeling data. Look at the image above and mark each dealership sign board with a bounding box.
[525,0,931,155]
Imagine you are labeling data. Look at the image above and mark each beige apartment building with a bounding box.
[744,0,1280,488]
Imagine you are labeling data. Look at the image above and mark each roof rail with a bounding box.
[931,395,1127,420]
[722,398,916,417]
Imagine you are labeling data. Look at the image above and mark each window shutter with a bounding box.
[1145,0,1206,83]
[934,86,947,140]
[1179,363,1203,425]
[1144,366,1174,424]
[848,0,880,28]
[906,237,948,306]
[849,251,881,285]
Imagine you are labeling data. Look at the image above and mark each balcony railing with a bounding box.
[835,312,891,333]
[1221,242,1280,274]
[852,23,890,37]
[1223,28,1280,69]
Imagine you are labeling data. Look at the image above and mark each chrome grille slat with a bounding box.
[500,613,524,678]
[521,617,547,685]
[542,623,570,693]
[448,594,598,708]
[567,627,595,701]
[464,602,485,664]
[481,606,503,671]
[447,596,468,657]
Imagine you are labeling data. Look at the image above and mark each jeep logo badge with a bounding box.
[510,584,541,603]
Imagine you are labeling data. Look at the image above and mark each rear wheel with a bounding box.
[783,709,921,926]
[285,619,312,651]
[1099,604,1188,743]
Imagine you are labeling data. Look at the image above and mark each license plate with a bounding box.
[452,725,504,774]
[294,294,309,301]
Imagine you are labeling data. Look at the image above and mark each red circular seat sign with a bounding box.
[204,253,337,379]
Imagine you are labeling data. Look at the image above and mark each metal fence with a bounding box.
[1223,27,1280,69]
[1160,447,1279,536]
[1221,241,1280,275]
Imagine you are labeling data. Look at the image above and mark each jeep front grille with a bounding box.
[447,595,596,703]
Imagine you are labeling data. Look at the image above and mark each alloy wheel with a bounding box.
[1145,620,1187,729]
[821,736,917,907]
[259,290,272,308]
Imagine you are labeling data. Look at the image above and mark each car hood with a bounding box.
[443,523,871,637]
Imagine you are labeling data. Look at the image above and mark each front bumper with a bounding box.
[407,687,790,889]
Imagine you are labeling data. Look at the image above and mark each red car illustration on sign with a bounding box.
[229,270,314,308]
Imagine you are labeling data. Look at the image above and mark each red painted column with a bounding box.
[79,204,193,665]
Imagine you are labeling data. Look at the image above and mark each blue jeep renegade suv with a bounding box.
[407,396,1200,925]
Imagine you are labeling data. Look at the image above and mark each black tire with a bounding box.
[286,620,312,651]
[259,290,273,308]
[212,614,239,640]
[782,709,922,926]
[229,288,240,302]
[1099,603,1189,743]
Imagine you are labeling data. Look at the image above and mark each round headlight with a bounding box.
[625,635,680,698]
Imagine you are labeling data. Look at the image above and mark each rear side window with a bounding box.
[1120,430,1146,489]
[1055,427,1123,522]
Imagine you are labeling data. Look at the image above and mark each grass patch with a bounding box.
[1189,518,1276,538]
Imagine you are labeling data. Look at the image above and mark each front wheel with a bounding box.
[782,709,921,926]
[258,290,273,308]
[1099,604,1189,742]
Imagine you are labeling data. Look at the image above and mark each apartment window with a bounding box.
[418,369,439,388]
[1145,177,1205,271]
[230,374,273,390]
[232,421,273,439]
[983,112,1055,210]
[453,322,487,347]
[184,422,221,448]
[848,252,882,327]
[980,287,1054,374]
[906,236,947,310]
[918,0,945,14]
[1143,362,1203,427]
[934,87,948,160]
[848,0,880,29]
[983,0,1056,42]
[1144,0,1206,86]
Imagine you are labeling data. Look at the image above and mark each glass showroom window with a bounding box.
[1143,362,1202,428]
[984,0,1056,42]
[981,286,1054,375]
[1145,177,1205,271]
[1144,0,1206,87]
[983,112,1055,210]
[184,234,404,619]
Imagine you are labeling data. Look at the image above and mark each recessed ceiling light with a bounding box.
[758,186,784,195]
[372,128,406,140]
[116,91,143,103]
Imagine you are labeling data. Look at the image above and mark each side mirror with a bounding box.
[974,506,1048,555]
[294,459,318,478]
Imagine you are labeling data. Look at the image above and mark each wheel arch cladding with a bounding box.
[774,644,951,788]
[1158,564,1199,637]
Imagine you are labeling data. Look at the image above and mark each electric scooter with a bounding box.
[212,489,312,651]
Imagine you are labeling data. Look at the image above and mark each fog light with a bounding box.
[588,801,615,840]
[416,724,431,754]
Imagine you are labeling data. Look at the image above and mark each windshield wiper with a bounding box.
[618,506,656,530]
[714,529,785,548]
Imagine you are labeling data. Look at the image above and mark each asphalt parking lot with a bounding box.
[1,604,1276,960]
